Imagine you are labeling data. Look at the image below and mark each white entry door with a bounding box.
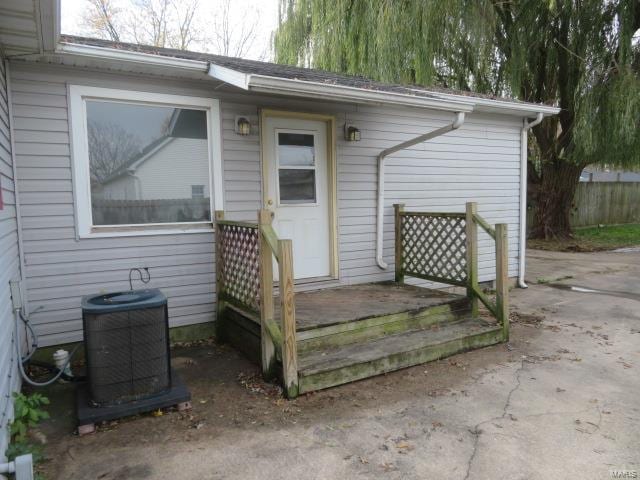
[263,116,332,280]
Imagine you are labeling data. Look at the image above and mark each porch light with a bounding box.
[344,124,361,141]
[235,116,251,136]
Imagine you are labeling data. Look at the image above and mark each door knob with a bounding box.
[267,199,274,206]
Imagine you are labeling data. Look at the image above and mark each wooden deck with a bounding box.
[220,281,503,394]
[215,204,510,398]
[276,282,465,331]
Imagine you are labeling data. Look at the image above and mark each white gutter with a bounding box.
[208,64,474,112]
[422,90,560,117]
[216,63,560,116]
[53,43,560,117]
[57,42,209,72]
[517,112,544,288]
[209,63,559,116]
[247,75,473,112]
[376,112,466,269]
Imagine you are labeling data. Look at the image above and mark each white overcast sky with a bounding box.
[61,0,281,60]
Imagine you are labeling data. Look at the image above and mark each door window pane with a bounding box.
[87,100,211,225]
[279,169,316,204]
[278,132,315,166]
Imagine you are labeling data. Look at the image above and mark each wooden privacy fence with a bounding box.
[93,197,210,225]
[572,182,640,227]
[215,210,298,398]
[526,182,640,229]
[394,202,510,340]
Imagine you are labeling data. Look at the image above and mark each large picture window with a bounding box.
[69,86,222,237]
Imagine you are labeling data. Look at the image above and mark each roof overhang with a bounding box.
[0,0,60,57]
[208,64,560,117]
[50,38,559,118]
[57,41,208,73]
[208,64,475,113]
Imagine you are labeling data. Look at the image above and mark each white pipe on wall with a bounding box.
[0,454,33,479]
[517,112,544,288]
[376,112,466,269]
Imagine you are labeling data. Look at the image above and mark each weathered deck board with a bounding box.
[298,317,502,393]
[219,281,506,396]
[274,282,463,331]
[299,317,497,374]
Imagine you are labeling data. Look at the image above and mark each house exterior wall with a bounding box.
[0,58,22,460]
[98,174,135,200]
[127,137,210,200]
[9,61,522,348]
[100,138,210,201]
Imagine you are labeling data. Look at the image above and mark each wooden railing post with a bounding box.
[495,223,509,341]
[278,239,298,398]
[214,210,226,341]
[258,209,277,378]
[465,202,479,316]
[394,203,405,283]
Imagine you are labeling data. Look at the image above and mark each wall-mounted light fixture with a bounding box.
[235,116,251,136]
[344,123,361,142]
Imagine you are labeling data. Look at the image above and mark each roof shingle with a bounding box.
[60,34,549,107]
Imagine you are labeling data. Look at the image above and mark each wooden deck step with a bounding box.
[296,296,470,353]
[297,317,504,394]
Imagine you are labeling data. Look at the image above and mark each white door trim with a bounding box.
[260,109,338,280]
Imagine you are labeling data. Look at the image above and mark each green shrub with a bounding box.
[6,392,50,473]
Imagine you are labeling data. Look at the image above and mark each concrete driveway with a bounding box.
[40,249,640,480]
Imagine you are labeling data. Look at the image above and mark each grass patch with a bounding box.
[528,224,640,252]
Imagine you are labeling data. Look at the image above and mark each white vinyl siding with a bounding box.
[0,57,22,461]
[134,138,210,200]
[100,138,210,201]
[336,105,521,285]
[9,62,522,348]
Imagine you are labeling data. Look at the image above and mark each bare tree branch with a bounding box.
[82,0,122,41]
[210,0,262,58]
[88,121,142,182]
[81,0,264,58]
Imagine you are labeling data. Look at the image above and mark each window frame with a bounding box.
[69,85,223,238]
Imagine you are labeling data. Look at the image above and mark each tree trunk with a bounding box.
[529,159,584,240]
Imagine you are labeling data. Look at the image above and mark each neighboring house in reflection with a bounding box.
[98,109,210,200]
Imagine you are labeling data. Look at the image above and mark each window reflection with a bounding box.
[279,169,316,204]
[87,101,210,225]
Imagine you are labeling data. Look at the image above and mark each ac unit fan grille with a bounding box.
[84,305,170,406]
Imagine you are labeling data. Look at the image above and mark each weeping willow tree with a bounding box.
[274,0,640,239]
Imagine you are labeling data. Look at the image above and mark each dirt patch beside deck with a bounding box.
[36,249,640,480]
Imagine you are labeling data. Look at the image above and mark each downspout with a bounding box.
[517,112,544,288]
[376,112,466,269]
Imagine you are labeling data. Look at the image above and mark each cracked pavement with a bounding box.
[40,249,640,479]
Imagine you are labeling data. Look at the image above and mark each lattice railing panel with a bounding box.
[217,222,260,312]
[401,214,468,285]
